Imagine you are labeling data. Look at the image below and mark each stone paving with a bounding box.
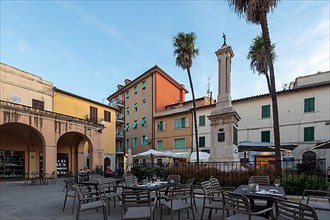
[0,179,329,220]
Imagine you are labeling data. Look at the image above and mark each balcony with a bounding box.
[110,99,124,109]
[116,131,124,139]
[116,146,124,154]
[116,113,124,124]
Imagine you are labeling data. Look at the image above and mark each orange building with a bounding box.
[108,66,188,166]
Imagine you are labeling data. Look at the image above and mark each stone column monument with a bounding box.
[208,34,241,162]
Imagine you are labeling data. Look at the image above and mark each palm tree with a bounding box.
[226,0,282,177]
[247,34,276,93]
[172,32,200,164]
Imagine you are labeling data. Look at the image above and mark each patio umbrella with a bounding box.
[310,140,330,150]
[132,149,172,159]
[127,148,132,172]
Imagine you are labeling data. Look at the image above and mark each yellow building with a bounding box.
[53,88,116,171]
[0,63,116,179]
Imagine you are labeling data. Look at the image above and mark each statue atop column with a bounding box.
[222,33,227,46]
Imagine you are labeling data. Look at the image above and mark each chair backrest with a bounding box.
[222,191,251,216]
[186,178,195,186]
[167,175,180,184]
[168,184,193,201]
[209,176,221,191]
[124,175,138,186]
[274,199,318,220]
[89,174,101,180]
[201,181,214,196]
[121,190,152,208]
[248,176,270,186]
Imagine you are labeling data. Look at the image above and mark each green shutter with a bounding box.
[304,127,314,141]
[199,136,205,147]
[157,140,163,151]
[261,131,270,142]
[174,138,185,149]
[199,115,205,126]
[262,105,270,118]
[304,98,315,112]
[181,118,186,128]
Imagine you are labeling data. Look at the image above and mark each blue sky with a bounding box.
[1,1,329,103]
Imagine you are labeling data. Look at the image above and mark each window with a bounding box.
[142,80,146,90]
[304,97,315,113]
[125,123,129,131]
[261,105,270,118]
[199,115,206,126]
[142,99,146,109]
[261,131,270,142]
[90,106,98,124]
[134,86,138,95]
[126,107,130,115]
[132,120,138,129]
[157,140,163,151]
[125,91,130,99]
[174,138,186,150]
[199,136,205,147]
[140,117,146,126]
[174,117,188,129]
[125,139,130,149]
[32,99,44,110]
[141,135,147,146]
[157,121,165,131]
[304,127,314,141]
[133,137,138,147]
[104,110,111,122]
[134,103,138,112]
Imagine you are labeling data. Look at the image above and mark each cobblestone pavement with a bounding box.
[0,180,329,220]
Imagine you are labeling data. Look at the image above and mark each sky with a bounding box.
[1,0,329,104]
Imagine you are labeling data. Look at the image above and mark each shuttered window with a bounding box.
[199,136,205,147]
[174,138,185,150]
[199,115,206,126]
[261,105,270,118]
[304,127,314,141]
[304,98,315,112]
[261,131,270,142]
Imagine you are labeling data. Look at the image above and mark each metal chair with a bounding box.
[121,189,154,220]
[98,177,121,215]
[200,180,223,220]
[167,174,181,184]
[75,185,107,220]
[124,175,138,186]
[160,183,195,220]
[300,185,330,211]
[221,191,272,220]
[62,179,78,214]
[274,198,318,220]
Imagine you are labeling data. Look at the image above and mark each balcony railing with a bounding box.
[116,146,124,154]
[116,131,124,139]
[110,99,124,108]
[116,114,124,124]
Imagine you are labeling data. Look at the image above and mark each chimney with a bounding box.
[117,84,123,90]
[124,79,131,85]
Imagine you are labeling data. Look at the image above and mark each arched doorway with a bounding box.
[0,122,45,179]
[57,132,92,176]
[104,157,111,177]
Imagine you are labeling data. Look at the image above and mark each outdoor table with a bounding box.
[123,181,175,207]
[233,184,287,215]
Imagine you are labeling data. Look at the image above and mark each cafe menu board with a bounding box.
[56,154,68,176]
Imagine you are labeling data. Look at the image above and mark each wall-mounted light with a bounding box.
[100,120,105,126]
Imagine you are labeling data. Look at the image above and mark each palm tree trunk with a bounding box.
[260,12,282,177]
[187,68,199,164]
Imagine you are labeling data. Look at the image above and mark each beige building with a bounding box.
[0,63,116,179]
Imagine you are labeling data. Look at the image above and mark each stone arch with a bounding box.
[57,132,92,176]
[0,122,46,177]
